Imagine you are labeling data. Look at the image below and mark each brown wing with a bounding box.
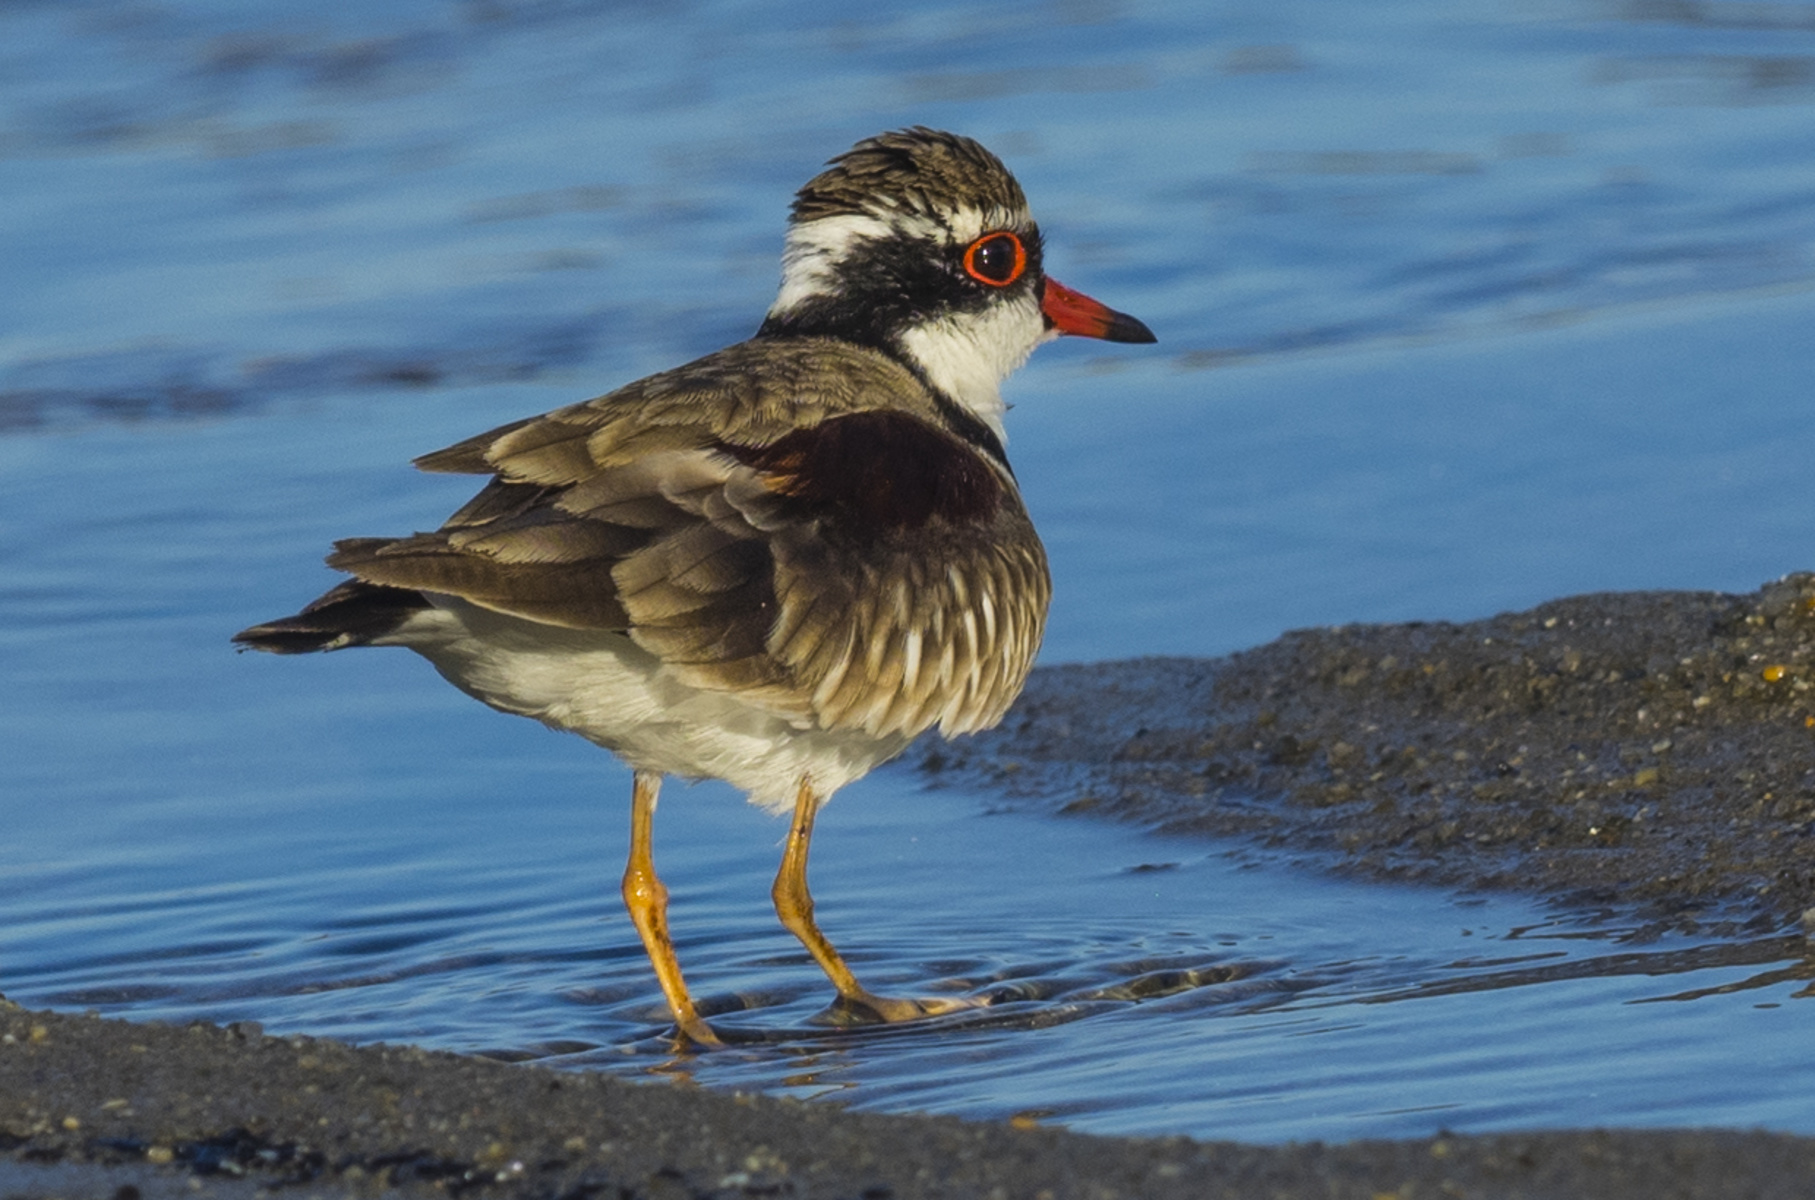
[335,337,1052,738]
[723,412,1050,736]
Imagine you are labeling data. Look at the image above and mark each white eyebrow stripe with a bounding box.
[766,201,1047,446]
[769,213,897,318]
[767,203,1025,320]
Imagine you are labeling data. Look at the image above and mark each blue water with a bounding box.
[4,0,1815,1143]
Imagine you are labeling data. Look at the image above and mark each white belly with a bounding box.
[378,597,910,812]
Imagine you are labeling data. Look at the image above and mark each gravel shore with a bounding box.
[6,577,1813,1199]
[931,573,1815,932]
[4,1004,1814,1200]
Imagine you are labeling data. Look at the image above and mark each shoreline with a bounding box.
[4,1004,1812,1199]
[929,573,1815,932]
[8,576,1814,1198]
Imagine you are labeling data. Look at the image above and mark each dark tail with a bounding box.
[233,577,430,655]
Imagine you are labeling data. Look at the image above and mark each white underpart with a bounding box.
[767,204,1050,445]
[379,598,908,813]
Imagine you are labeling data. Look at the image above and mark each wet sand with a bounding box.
[932,572,1815,932]
[7,577,1815,1198]
[6,1003,1815,1200]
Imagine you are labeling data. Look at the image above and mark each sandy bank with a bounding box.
[8,578,1815,1198]
[931,574,1815,931]
[4,1004,1813,1199]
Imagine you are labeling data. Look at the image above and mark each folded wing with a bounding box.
[288,340,1052,738]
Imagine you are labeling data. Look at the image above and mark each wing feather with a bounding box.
[324,337,1049,739]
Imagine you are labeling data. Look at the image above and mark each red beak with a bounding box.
[1040,278,1157,343]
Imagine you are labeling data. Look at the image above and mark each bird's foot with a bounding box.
[821,988,986,1027]
[672,1014,726,1049]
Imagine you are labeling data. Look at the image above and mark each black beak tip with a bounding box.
[1108,312,1158,344]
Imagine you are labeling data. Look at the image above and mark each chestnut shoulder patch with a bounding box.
[724,411,1004,530]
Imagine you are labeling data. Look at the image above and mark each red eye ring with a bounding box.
[962,231,1027,287]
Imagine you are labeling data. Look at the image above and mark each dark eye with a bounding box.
[963,231,1026,287]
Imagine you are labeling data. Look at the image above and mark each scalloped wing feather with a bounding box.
[329,338,1050,740]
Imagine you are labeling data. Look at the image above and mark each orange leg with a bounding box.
[620,771,722,1047]
[772,776,978,1024]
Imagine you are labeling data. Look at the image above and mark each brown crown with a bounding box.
[789,127,1029,225]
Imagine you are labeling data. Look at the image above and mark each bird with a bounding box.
[234,128,1156,1046]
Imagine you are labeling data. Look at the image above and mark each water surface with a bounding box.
[5,0,1815,1144]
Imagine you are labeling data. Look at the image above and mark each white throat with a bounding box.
[893,295,1052,446]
